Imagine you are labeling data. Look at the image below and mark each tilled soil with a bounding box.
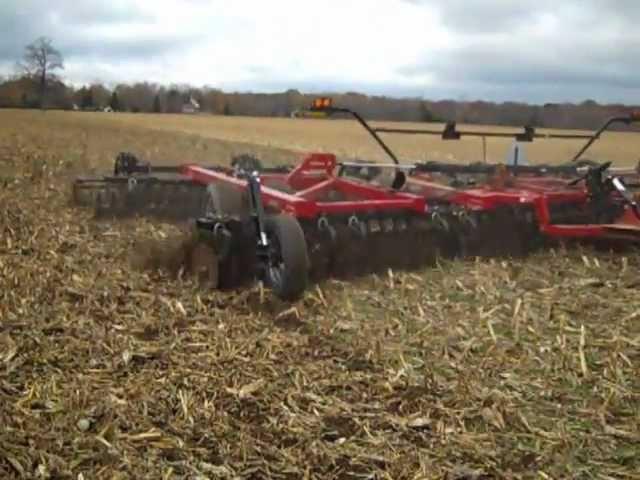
[1,134,640,479]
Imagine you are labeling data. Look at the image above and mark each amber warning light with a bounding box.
[311,97,333,110]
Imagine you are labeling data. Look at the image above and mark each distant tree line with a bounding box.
[1,37,637,131]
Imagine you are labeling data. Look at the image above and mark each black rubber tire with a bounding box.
[263,214,310,301]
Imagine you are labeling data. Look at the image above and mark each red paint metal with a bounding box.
[180,159,427,220]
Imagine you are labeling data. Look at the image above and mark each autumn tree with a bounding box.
[166,89,182,113]
[115,82,157,112]
[109,92,120,111]
[419,101,436,122]
[202,88,227,114]
[79,87,93,110]
[18,37,64,109]
[90,83,111,109]
[0,76,37,108]
[153,94,162,113]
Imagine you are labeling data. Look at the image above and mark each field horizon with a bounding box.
[2,109,639,170]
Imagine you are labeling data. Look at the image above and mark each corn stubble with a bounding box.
[0,110,639,479]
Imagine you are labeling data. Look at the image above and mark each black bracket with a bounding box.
[114,152,151,176]
[516,126,535,142]
[246,173,269,248]
[442,122,461,140]
[194,217,234,260]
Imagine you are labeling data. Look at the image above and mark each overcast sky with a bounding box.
[1,0,638,104]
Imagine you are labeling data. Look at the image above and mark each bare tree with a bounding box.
[18,36,64,109]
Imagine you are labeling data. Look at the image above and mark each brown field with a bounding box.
[2,109,639,170]
[1,109,640,479]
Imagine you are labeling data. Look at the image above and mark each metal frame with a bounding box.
[73,103,640,248]
[180,154,427,220]
[304,102,640,242]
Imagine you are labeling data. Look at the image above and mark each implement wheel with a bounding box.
[263,214,310,301]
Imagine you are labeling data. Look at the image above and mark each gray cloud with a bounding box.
[403,0,552,33]
[60,34,203,63]
[401,36,640,87]
[0,1,196,67]
[404,0,640,34]
[398,0,640,103]
[0,0,638,104]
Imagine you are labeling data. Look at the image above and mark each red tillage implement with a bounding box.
[73,148,450,300]
[324,100,640,254]
[71,100,640,300]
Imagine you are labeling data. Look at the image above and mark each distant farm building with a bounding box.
[182,96,201,114]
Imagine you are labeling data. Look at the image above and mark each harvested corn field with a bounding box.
[3,108,640,168]
[1,110,640,479]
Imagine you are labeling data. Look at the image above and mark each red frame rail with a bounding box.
[179,147,640,241]
[180,153,428,219]
[408,171,640,241]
